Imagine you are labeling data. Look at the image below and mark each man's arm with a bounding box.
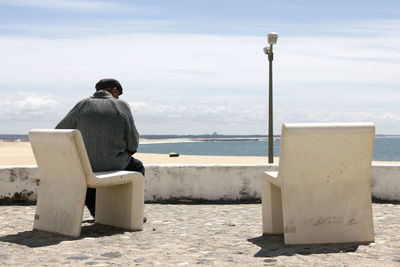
[119,101,139,154]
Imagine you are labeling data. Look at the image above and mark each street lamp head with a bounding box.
[268,32,278,45]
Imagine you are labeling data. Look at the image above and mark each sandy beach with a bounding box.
[1,141,397,166]
[0,141,276,166]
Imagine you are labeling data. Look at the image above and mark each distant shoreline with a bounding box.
[140,137,270,144]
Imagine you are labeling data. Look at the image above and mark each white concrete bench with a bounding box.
[262,123,375,245]
[29,129,144,237]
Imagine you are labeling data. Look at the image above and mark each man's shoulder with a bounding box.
[67,97,91,111]
[111,99,134,120]
[76,95,132,116]
[79,97,92,103]
[114,99,131,110]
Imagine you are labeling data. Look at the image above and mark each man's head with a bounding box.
[95,78,123,99]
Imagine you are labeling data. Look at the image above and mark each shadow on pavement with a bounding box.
[0,223,130,248]
[248,235,362,258]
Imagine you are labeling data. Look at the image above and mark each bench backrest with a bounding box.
[29,129,96,187]
[278,123,375,240]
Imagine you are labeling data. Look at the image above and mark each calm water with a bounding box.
[0,134,398,161]
[138,137,400,161]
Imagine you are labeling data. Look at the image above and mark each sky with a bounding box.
[0,0,399,135]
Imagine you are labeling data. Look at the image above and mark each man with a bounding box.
[56,78,144,218]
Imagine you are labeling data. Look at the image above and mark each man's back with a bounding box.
[55,78,143,218]
[56,90,139,172]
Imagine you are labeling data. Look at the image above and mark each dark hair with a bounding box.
[95,78,123,95]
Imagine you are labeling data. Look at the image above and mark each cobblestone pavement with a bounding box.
[0,203,399,266]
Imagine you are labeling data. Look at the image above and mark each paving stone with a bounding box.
[0,203,398,266]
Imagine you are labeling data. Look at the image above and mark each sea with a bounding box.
[1,135,399,162]
[137,136,400,162]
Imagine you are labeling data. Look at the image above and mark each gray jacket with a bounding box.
[56,90,139,172]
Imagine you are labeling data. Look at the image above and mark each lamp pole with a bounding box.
[263,32,278,164]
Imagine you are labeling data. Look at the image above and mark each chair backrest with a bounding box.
[29,129,96,186]
[278,123,375,232]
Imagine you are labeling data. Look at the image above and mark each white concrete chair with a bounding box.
[262,123,375,245]
[29,129,144,237]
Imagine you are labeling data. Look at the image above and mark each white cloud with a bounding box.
[0,93,57,120]
[0,34,268,93]
[128,95,268,135]
[275,35,400,89]
[0,19,400,134]
[1,23,399,92]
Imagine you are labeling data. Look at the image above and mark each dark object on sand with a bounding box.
[169,152,179,157]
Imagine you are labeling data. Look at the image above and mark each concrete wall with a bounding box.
[0,166,39,202]
[371,164,400,201]
[0,163,399,203]
[144,164,277,202]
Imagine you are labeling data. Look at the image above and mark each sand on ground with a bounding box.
[0,141,398,166]
[0,142,276,166]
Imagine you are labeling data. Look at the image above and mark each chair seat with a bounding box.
[90,171,143,187]
[264,171,279,186]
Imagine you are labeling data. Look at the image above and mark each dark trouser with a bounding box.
[85,157,145,217]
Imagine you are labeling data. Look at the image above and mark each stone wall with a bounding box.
[0,166,39,203]
[0,163,399,203]
[370,164,400,201]
[144,164,277,202]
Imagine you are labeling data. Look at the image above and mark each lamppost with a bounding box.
[263,32,278,164]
